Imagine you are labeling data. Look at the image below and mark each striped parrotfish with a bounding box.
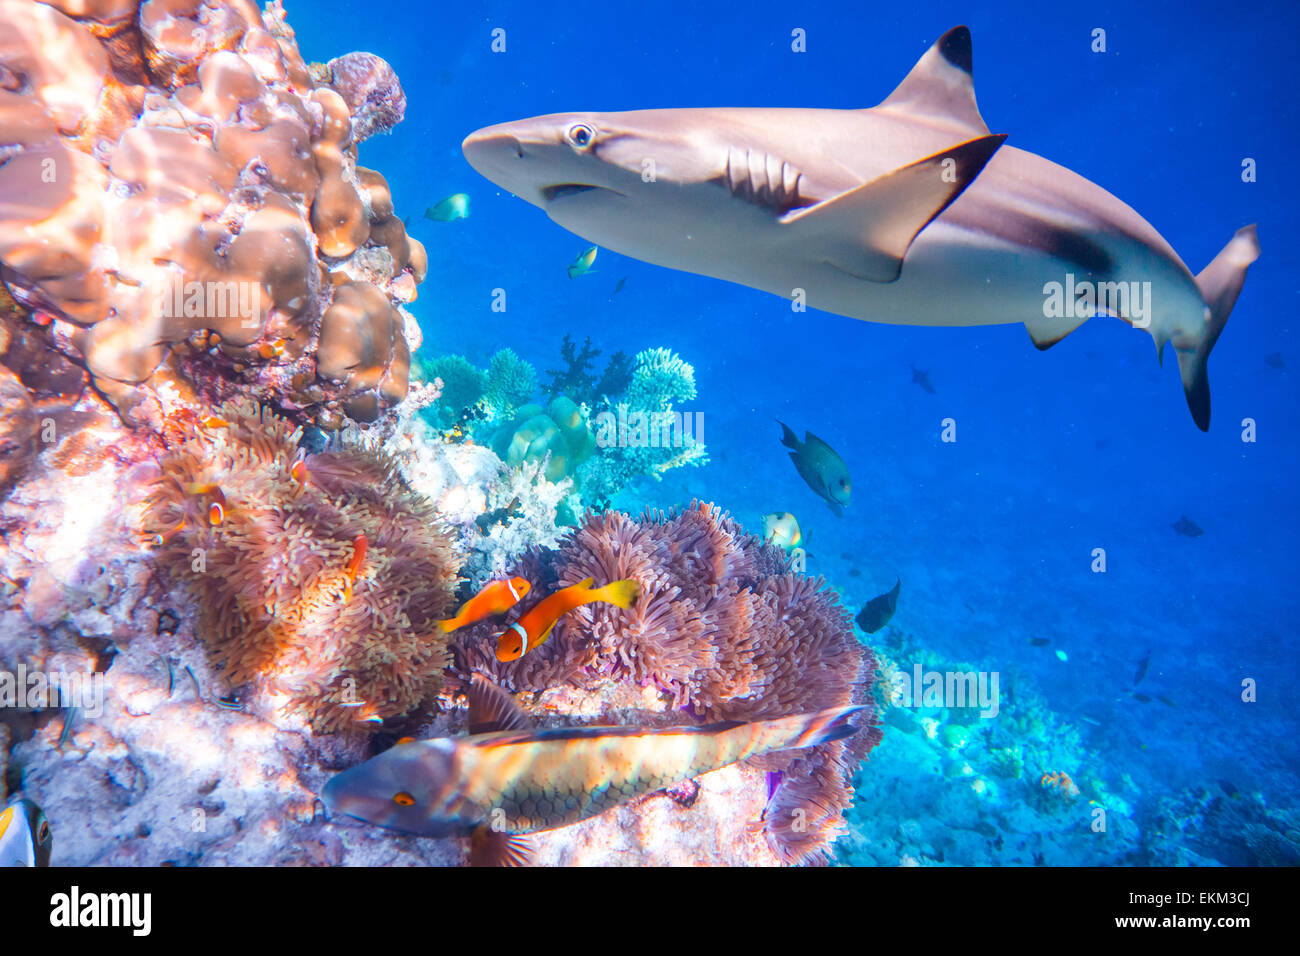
[321,676,865,864]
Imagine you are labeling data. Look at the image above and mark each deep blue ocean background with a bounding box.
[291,1,1299,862]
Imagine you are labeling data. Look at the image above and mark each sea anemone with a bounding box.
[141,398,459,733]
[451,500,882,864]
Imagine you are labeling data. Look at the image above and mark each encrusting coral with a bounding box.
[140,398,459,733]
[0,0,425,429]
[451,501,882,864]
[490,395,596,482]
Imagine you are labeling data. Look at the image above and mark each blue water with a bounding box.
[294,0,1299,863]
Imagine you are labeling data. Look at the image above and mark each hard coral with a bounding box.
[324,51,405,143]
[490,395,596,482]
[140,398,459,733]
[0,0,422,428]
[451,501,882,864]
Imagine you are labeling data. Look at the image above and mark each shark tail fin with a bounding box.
[1177,225,1260,431]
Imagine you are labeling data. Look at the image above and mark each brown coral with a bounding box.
[0,0,423,429]
[140,398,459,733]
[451,501,882,864]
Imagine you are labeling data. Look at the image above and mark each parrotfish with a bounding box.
[425,192,471,221]
[497,576,639,661]
[321,675,866,864]
[1134,650,1151,687]
[856,577,901,634]
[566,244,598,278]
[0,798,51,867]
[778,421,851,517]
[762,511,802,550]
[438,577,531,633]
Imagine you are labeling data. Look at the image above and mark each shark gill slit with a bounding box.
[723,146,807,213]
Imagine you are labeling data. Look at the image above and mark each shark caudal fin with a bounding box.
[1177,225,1260,431]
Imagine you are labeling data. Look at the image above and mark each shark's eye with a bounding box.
[567,124,594,149]
[37,821,50,844]
[393,791,415,806]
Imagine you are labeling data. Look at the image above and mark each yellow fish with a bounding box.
[425,193,471,222]
[322,676,865,864]
[566,245,598,278]
[762,512,802,550]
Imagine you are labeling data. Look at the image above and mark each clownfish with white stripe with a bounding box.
[496,577,639,662]
[437,577,532,634]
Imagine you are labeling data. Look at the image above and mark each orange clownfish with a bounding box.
[496,577,640,662]
[343,534,368,600]
[437,577,531,634]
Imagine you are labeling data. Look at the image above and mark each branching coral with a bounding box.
[0,0,424,429]
[577,346,707,505]
[482,348,537,423]
[450,501,881,864]
[140,398,459,733]
[416,354,488,428]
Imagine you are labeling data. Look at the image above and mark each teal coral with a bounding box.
[483,348,538,422]
[490,395,596,482]
[625,346,697,410]
[578,346,706,504]
[417,354,487,427]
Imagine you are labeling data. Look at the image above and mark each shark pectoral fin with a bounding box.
[876,26,992,136]
[1024,312,1088,351]
[779,134,1007,283]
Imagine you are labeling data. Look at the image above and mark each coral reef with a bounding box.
[542,333,630,406]
[577,346,707,506]
[490,395,596,483]
[481,347,537,423]
[0,0,424,429]
[451,501,882,864]
[415,353,487,428]
[139,398,459,733]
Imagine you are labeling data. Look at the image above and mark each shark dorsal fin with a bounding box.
[780,133,1006,282]
[876,26,990,136]
[467,674,532,734]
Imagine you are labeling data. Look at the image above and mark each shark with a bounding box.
[462,27,1259,430]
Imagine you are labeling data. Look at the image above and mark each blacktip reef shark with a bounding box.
[463,26,1259,430]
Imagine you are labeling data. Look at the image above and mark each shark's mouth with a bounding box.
[542,183,622,203]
